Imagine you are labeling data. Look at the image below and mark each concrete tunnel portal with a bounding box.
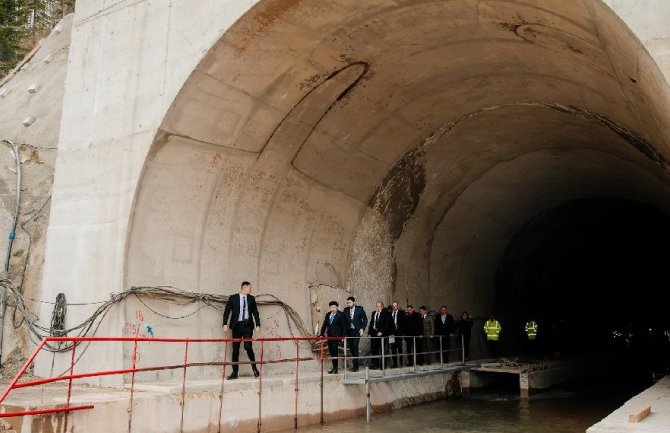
[123,0,670,361]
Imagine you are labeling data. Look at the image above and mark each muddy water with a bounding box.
[285,380,641,433]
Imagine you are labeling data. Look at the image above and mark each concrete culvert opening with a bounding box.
[120,0,670,384]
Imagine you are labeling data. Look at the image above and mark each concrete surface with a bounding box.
[588,376,670,433]
[471,361,584,398]
[0,366,464,433]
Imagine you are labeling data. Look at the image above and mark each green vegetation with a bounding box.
[0,0,74,77]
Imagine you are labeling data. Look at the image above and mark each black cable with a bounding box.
[0,279,319,355]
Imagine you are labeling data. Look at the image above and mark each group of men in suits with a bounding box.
[221,281,460,378]
[319,298,459,371]
[319,296,367,373]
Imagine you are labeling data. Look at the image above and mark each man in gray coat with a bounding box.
[419,306,434,365]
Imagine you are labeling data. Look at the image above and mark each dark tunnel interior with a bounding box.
[496,197,670,372]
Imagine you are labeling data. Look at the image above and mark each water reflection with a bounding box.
[285,384,633,433]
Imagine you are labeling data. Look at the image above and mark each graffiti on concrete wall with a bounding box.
[122,309,156,363]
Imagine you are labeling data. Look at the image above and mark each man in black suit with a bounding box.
[434,305,455,364]
[404,305,423,366]
[389,301,406,368]
[223,281,261,379]
[319,301,346,374]
[368,301,391,369]
[342,296,368,372]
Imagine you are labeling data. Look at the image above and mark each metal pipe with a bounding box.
[343,337,348,381]
[66,343,77,405]
[440,337,444,368]
[13,362,235,388]
[217,341,228,433]
[0,405,95,418]
[461,334,465,365]
[180,340,189,433]
[128,337,140,433]
[413,336,417,372]
[43,336,331,343]
[381,337,385,376]
[294,340,299,429]
[0,139,21,367]
[365,366,370,423]
[0,339,44,403]
[1,139,20,275]
[0,335,340,423]
[257,341,264,433]
[64,342,77,432]
[319,339,324,425]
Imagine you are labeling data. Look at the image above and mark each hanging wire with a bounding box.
[0,279,317,354]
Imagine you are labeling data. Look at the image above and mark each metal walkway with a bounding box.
[341,363,479,385]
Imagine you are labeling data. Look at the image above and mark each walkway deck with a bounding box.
[342,362,478,384]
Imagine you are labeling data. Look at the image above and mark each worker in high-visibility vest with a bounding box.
[525,319,539,356]
[483,315,502,359]
[525,320,538,340]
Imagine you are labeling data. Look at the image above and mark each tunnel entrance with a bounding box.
[124,0,670,387]
[496,197,670,366]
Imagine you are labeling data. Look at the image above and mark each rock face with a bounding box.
[0,15,72,365]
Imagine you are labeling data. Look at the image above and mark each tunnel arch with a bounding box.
[124,0,670,357]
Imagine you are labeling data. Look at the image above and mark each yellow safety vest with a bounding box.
[525,321,538,340]
[484,320,501,341]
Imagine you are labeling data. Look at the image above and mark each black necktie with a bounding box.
[243,296,247,320]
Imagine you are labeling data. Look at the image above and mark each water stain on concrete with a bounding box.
[369,147,427,241]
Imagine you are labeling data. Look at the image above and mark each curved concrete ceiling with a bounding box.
[126,0,670,323]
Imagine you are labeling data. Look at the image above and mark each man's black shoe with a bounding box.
[253,369,260,378]
[351,367,359,372]
[227,372,239,380]
[327,368,338,374]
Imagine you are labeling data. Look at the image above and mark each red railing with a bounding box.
[0,336,335,433]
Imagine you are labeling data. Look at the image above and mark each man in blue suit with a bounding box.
[342,296,368,372]
[320,301,346,373]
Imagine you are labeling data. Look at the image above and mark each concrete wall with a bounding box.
[2,370,465,433]
[22,0,670,381]
[588,375,670,432]
[33,0,260,381]
[603,0,670,83]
